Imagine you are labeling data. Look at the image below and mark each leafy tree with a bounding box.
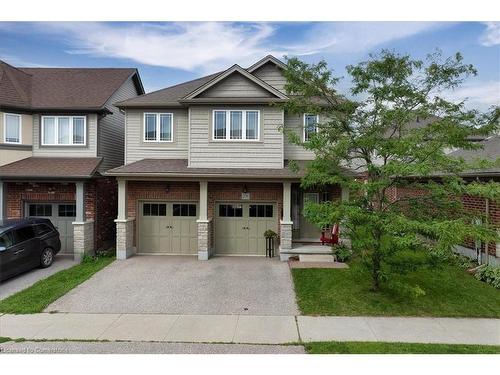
[281,50,500,294]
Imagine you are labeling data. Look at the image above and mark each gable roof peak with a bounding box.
[247,55,287,72]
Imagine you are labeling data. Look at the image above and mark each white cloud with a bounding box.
[29,22,285,73]
[479,22,500,46]
[0,21,451,73]
[443,80,500,111]
[289,22,450,55]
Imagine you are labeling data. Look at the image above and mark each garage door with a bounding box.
[138,202,198,254]
[215,202,277,255]
[26,202,75,254]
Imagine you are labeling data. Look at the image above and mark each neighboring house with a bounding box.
[0,60,144,260]
[107,55,349,261]
[388,135,500,266]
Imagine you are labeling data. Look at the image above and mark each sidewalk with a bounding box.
[1,313,499,345]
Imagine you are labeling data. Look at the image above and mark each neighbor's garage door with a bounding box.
[138,202,198,254]
[215,202,277,255]
[26,202,76,254]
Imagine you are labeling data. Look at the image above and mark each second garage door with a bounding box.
[138,202,198,254]
[215,202,278,255]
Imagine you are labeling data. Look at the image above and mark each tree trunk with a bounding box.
[371,250,381,292]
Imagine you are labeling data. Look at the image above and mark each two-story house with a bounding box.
[107,55,348,261]
[0,60,144,260]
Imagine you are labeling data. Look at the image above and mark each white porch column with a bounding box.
[197,180,212,260]
[280,182,293,261]
[115,179,135,260]
[341,186,349,202]
[0,181,6,221]
[73,181,94,262]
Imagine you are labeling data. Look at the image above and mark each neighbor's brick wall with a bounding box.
[94,177,118,250]
[388,186,499,256]
[5,179,118,252]
[6,182,77,218]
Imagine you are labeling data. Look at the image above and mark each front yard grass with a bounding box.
[292,260,500,318]
[0,256,114,314]
[305,341,500,354]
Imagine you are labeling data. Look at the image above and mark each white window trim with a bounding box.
[3,113,22,144]
[303,113,319,142]
[212,109,260,141]
[143,113,174,143]
[41,115,87,146]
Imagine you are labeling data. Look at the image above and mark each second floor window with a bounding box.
[304,114,319,141]
[144,113,173,142]
[213,110,259,141]
[42,116,86,146]
[4,113,21,144]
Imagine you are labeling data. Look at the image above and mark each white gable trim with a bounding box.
[247,55,287,73]
[182,65,288,100]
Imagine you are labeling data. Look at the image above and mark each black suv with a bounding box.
[0,218,61,281]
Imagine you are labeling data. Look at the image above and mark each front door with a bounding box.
[215,202,277,255]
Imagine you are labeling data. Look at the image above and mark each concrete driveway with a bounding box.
[0,255,77,300]
[46,256,299,315]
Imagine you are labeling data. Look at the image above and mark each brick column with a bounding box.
[115,219,135,260]
[279,182,293,261]
[197,219,212,260]
[115,179,135,260]
[72,181,94,262]
[73,221,94,262]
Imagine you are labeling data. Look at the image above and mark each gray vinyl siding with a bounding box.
[32,114,98,157]
[283,113,315,160]
[189,106,284,169]
[252,63,287,93]
[98,77,138,172]
[124,109,189,164]
[198,72,274,98]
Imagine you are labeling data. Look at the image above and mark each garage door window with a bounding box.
[143,203,167,216]
[58,204,76,217]
[219,204,243,217]
[29,204,52,217]
[249,204,273,218]
[173,204,197,217]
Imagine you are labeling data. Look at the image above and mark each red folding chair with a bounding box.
[320,223,339,245]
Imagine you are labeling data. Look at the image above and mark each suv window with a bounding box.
[33,224,53,237]
[13,226,36,244]
[0,231,14,248]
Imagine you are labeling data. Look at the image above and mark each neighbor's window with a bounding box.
[144,113,173,142]
[213,110,259,140]
[28,204,52,217]
[304,114,319,141]
[42,116,86,145]
[4,113,21,143]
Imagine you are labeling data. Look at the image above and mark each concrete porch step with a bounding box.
[299,254,336,263]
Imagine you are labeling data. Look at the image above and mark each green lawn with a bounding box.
[0,256,114,314]
[292,260,500,318]
[305,341,500,354]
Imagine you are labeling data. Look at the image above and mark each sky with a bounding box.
[0,21,498,110]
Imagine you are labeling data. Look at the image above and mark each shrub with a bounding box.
[264,229,278,238]
[333,243,352,262]
[474,265,500,289]
[451,253,478,269]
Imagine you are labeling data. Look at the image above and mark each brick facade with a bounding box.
[5,177,117,252]
[388,186,499,256]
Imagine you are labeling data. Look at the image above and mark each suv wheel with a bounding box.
[40,248,54,268]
